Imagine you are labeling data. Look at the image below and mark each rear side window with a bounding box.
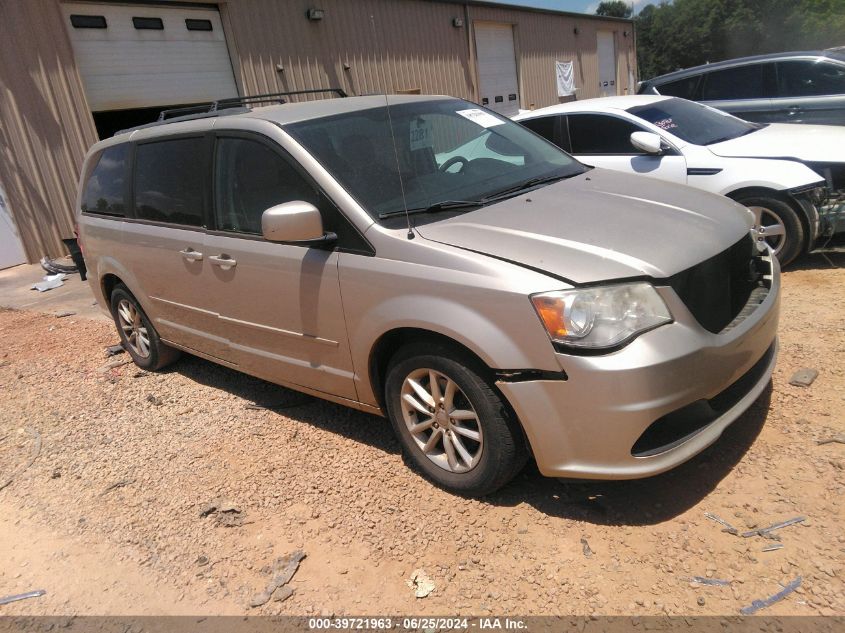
[567,114,642,154]
[701,64,765,100]
[777,60,845,97]
[521,116,557,143]
[655,75,700,100]
[134,138,206,226]
[81,144,128,216]
[214,138,318,234]
[521,116,556,142]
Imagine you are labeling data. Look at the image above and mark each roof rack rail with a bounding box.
[157,88,347,122]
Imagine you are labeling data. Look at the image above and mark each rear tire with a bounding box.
[384,342,528,496]
[109,285,180,371]
[735,194,804,266]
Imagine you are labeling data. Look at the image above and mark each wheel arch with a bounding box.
[95,257,157,316]
[724,186,812,250]
[368,327,495,414]
[369,326,534,459]
[101,273,122,303]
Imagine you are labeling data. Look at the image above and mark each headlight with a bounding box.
[531,282,672,350]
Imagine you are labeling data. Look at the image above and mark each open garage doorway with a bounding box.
[62,2,238,139]
[92,104,203,139]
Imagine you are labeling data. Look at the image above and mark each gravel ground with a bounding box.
[0,253,843,617]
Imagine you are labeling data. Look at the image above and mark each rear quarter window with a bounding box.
[521,116,556,143]
[654,75,701,100]
[81,144,128,216]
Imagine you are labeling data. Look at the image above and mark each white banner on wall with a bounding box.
[555,60,576,97]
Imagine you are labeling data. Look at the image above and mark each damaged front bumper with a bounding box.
[497,257,780,480]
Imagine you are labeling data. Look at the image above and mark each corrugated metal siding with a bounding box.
[465,4,636,106]
[0,0,98,261]
[220,0,633,107]
[0,0,633,262]
[222,0,474,101]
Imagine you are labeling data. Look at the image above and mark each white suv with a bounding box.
[514,95,845,264]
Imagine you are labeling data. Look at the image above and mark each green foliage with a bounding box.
[596,1,633,18]
[635,0,845,79]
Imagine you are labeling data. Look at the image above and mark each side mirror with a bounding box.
[630,131,663,155]
[261,201,336,245]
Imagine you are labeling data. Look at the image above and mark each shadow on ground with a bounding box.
[786,249,845,272]
[494,385,771,526]
[170,352,771,527]
[171,354,400,456]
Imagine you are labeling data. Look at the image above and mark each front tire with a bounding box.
[735,195,804,266]
[384,343,527,496]
[110,285,181,371]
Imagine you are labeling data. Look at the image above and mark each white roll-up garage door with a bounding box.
[62,2,238,111]
[474,23,520,117]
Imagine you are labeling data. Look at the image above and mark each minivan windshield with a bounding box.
[627,97,763,146]
[286,98,586,224]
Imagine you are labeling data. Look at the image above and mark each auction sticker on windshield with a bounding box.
[410,118,434,151]
[456,108,504,128]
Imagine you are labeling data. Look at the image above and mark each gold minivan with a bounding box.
[77,92,780,496]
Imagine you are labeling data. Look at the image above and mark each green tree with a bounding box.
[635,0,845,80]
[596,1,633,18]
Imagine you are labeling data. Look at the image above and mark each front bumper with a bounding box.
[497,256,780,480]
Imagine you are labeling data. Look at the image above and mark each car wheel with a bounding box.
[110,285,180,371]
[384,343,528,496]
[736,195,804,266]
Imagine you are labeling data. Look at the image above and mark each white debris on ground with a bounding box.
[407,569,436,599]
[30,273,66,292]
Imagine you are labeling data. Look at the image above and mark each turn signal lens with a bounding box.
[533,295,568,338]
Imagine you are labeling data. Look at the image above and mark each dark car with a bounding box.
[638,50,845,125]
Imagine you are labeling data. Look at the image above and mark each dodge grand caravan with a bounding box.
[76,93,780,496]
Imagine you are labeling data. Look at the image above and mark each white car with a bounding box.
[514,95,845,264]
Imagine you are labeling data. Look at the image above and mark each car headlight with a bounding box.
[531,282,672,350]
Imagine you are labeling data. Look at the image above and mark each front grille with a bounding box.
[667,234,767,333]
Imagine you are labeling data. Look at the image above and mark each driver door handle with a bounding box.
[179,248,203,262]
[209,254,237,269]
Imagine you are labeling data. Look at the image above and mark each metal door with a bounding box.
[474,23,520,116]
[597,31,617,97]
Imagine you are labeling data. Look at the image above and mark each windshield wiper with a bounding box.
[480,173,572,203]
[378,199,482,220]
[376,172,575,220]
[707,127,761,145]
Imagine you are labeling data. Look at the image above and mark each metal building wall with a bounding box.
[220,0,634,106]
[0,0,99,262]
[0,0,632,263]
[220,0,475,101]
[465,3,637,107]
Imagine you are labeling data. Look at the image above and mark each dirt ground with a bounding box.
[0,253,843,618]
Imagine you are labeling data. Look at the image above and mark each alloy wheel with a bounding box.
[399,368,483,473]
[748,205,787,256]
[116,298,151,358]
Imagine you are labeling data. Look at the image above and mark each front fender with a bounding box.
[338,253,564,408]
[710,157,824,196]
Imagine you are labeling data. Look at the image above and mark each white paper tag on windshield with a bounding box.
[456,108,504,128]
[409,118,433,151]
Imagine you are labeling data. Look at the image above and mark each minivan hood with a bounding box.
[708,123,845,163]
[415,169,751,284]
